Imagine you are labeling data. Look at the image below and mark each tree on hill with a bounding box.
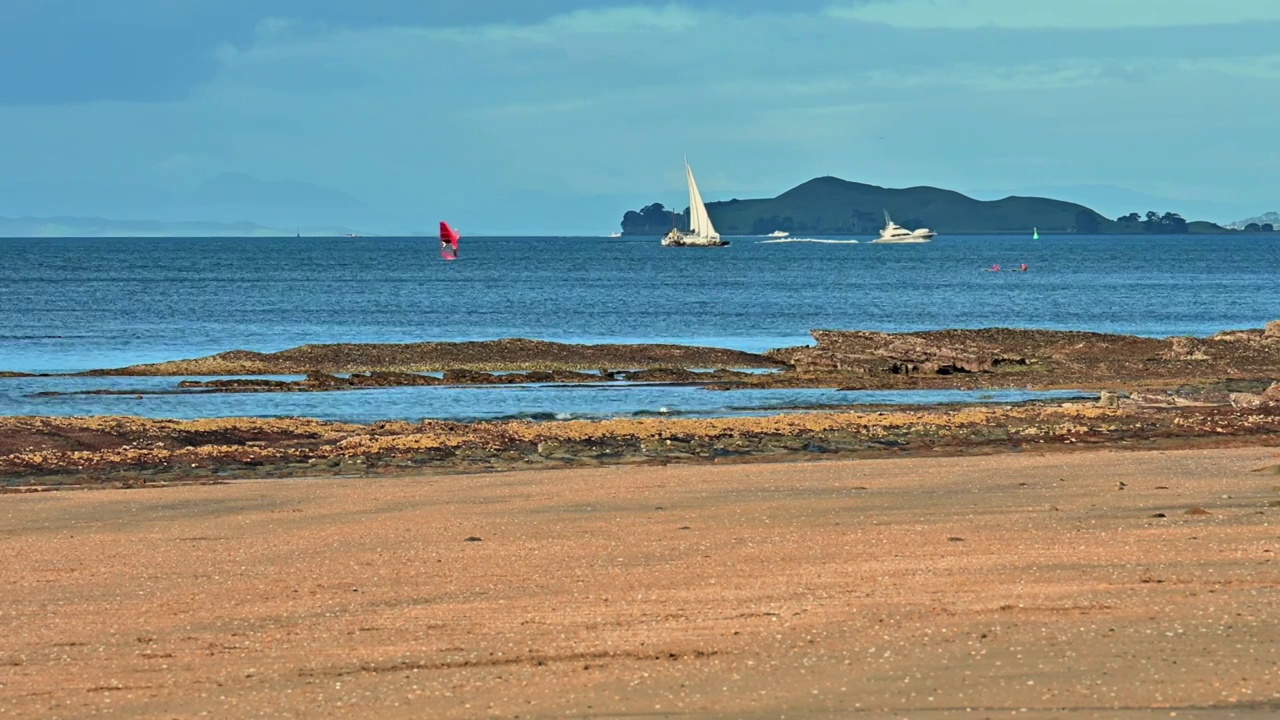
[621,203,686,234]
[850,210,881,233]
[1116,211,1188,233]
[1074,210,1101,233]
[1140,211,1187,233]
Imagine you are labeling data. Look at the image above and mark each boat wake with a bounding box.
[758,238,860,244]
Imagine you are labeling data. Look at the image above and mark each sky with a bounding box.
[1,0,1277,234]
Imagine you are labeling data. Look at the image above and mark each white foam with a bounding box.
[757,238,860,244]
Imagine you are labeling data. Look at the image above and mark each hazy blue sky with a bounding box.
[1,0,1277,233]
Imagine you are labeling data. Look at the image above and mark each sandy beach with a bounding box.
[4,446,1279,718]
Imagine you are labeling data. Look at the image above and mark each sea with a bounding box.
[1,234,1276,422]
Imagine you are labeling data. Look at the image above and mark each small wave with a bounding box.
[477,411,574,422]
[485,407,697,421]
[463,408,686,422]
[631,406,687,417]
[757,238,860,244]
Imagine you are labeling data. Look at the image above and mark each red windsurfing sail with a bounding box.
[439,221,460,248]
[439,221,460,260]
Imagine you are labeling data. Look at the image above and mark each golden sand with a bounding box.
[3,446,1279,718]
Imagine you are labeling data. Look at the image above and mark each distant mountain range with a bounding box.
[0,172,395,236]
[0,215,368,238]
[621,176,1234,236]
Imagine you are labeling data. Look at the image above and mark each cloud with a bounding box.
[4,1,1280,232]
[862,60,1112,91]
[827,0,1280,29]
[460,4,702,40]
[855,54,1280,92]
[0,0,841,105]
[1189,55,1280,79]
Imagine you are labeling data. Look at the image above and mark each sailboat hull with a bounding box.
[663,159,728,247]
[661,231,729,247]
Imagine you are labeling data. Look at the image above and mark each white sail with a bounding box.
[661,158,729,247]
[685,160,719,241]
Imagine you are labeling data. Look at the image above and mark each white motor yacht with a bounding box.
[871,210,935,243]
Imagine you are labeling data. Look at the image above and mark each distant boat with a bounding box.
[661,159,730,247]
[871,210,935,243]
[767,230,790,238]
[608,232,622,238]
[345,233,360,238]
[1033,227,1040,240]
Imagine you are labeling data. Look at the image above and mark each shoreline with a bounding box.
[5,402,1280,490]
[3,321,1278,490]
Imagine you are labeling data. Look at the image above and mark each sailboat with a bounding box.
[661,159,730,247]
[1032,227,1040,240]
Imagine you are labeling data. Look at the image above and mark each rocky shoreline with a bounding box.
[4,323,1278,395]
[4,402,1280,490]
[5,323,1280,489]
[74,339,786,376]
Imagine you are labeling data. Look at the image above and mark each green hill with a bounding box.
[621,176,1226,236]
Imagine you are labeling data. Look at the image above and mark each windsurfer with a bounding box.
[439,221,460,259]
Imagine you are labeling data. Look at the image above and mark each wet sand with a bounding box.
[3,447,1280,718]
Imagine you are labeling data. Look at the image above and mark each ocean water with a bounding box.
[0,375,1091,423]
[2,234,1277,373]
[1,234,1275,420]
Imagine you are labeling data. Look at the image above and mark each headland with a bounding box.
[620,176,1247,236]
